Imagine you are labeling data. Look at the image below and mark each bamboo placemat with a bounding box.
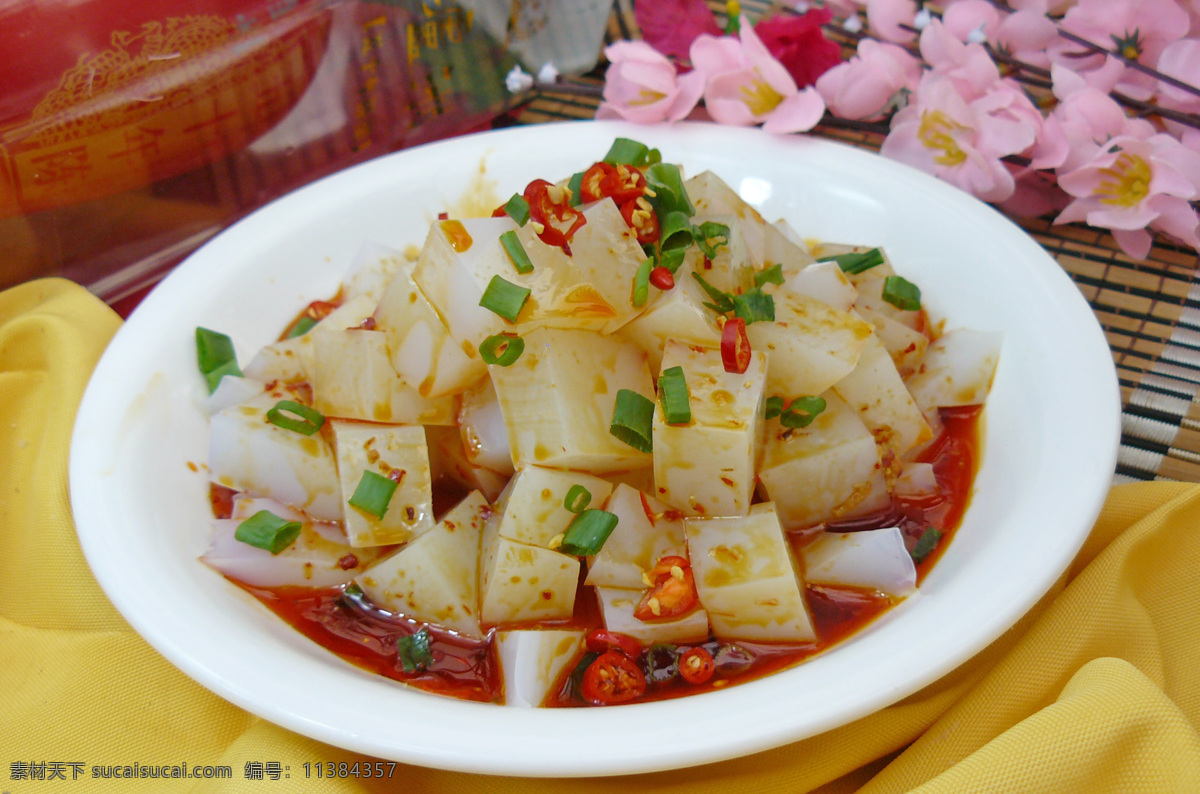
[508,0,1200,484]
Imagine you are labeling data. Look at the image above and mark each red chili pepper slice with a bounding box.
[581,651,647,705]
[721,317,752,374]
[634,555,699,622]
[584,629,642,659]
[579,162,617,204]
[678,647,716,685]
[304,300,338,321]
[620,197,661,245]
[601,164,648,204]
[524,178,586,254]
[648,266,675,291]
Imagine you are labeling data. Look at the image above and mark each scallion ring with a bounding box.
[348,470,399,519]
[479,275,531,322]
[563,484,592,514]
[480,333,525,366]
[235,510,302,555]
[503,193,531,225]
[658,366,691,425]
[499,229,534,274]
[266,400,325,436]
[632,257,652,308]
[610,389,655,453]
[779,396,827,429]
[559,509,620,556]
[195,327,242,394]
[882,275,921,312]
[764,395,785,420]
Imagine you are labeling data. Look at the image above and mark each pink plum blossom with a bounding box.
[595,41,705,124]
[1056,134,1200,258]
[820,0,867,21]
[941,0,1002,43]
[881,71,1037,203]
[942,0,1058,70]
[865,0,919,44]
[1053,0,1190,101]
[689,16,826,134]
[815,39,923,120]
[919,20,1003,99]
[1155,38,1200,134]
[919,21,1048,150]
[634,0,722,64]
[1046,62,1156,172]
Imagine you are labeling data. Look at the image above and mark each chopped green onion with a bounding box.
[764,395,785,420]
[658,246,687,274]
[610,389,655,453]
[780,396,827,429]
[603,138,660,167]
[566,650,600,699]
[821,247,884,275]
[632,257,653,308]
[499,230,534,274]
[754,263,784,288]
[196,327,242,393]
[603,138,649,165]
[349,470,399,519]
[343,582,364,600]
[732,288,775,324]
[266,400,325,435]
[911,527,943,564]
[644,162,695,217]
[882,275,922,311]
[566,172,584,207]
[479,275,530,322]
[503,193,531,225]
[563,484,592,514]
[559,509,620,555]
[693,221,730,259]
[396,627,433,673]
[480,333,525,366]
[235,510,302,555]
[286,315,319,339]
[691,272,734,314]
[659,210,695,252]
[658,366,691,425]
[204,360,243,394]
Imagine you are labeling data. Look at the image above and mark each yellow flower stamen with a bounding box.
[628,88,667,107]
[739,76,784,116]
[917,110,968,167]
[1111,29,1144,63]
[1096,152,1152,207]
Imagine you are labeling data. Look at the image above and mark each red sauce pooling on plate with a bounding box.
[221,407,980,706]
[242,583,504,703]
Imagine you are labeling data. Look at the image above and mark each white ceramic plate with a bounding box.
[70,120,1119,777]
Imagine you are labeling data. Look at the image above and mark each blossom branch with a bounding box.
[983,0,1200,100]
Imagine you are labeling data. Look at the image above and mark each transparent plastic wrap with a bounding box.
[0,0,524,303]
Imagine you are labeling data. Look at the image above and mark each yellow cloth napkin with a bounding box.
[4,278,1200,792]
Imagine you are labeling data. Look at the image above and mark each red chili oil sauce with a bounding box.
[213,406,981,707]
